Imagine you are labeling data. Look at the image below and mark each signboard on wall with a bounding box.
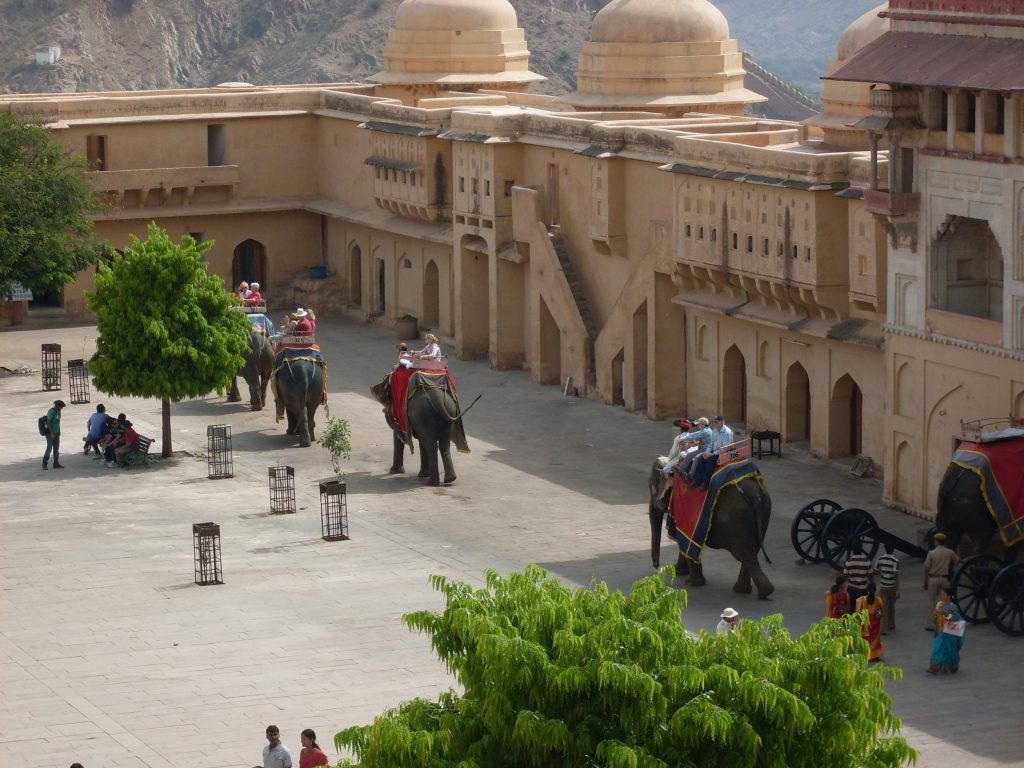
[6,283,33,301]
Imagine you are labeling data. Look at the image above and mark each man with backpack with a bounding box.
[42,399,66,470]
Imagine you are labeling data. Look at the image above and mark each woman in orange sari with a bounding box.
[855,582,885,661]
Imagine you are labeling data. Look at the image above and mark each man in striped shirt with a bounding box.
[842,543,873,605]
[874,543,900,633]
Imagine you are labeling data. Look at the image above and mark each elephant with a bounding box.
[273,356,326,447]
[370,372,469,486]
[647,458,775,599]
[936,462,1018,558]
[227,332,275,411]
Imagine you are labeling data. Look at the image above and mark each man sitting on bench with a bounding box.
[691,416,735,491]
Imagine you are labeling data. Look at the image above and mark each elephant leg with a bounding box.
[649,507,664,569]
[417,438,431,478]
[307,405,317,442]
[227,378,242,402]
[422,439,441,486]
[674,552,690,580]
[389,434,406,474]
[298,411,311,447]
[286,410,298,435]
[259,374,270,409]
[686,561,707,587]
[734,564,753,594]
[746,560,775,600]
[439,433,456,485]
[247,377,262,411]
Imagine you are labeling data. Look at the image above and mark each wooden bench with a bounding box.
[124,435,154,468]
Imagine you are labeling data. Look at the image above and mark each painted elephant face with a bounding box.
[369,375,391,407]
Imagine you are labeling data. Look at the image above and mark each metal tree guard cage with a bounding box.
[207,424,233,480]
[41,344,61,391]
[268,465,296,514]
[319,479,349,541]
[192,522,223,585]
[67,359,90,404]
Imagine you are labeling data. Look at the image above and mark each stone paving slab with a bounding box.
[1,318,1022,768]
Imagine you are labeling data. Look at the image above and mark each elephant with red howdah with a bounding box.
[648,458,775,599]
[371,371,469,487]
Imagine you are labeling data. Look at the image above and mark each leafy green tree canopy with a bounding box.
[336,566,916,768]
[88,223,250,456]
[0,110,101,297]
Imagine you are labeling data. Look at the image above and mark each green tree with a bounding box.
[87,223,250,457]
[336,566,917,768]
[0,110,102,298]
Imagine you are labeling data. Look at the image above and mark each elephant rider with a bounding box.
[246,282,263,308]
[290,308,313,336]
[659,417,712,501]
[690,416,735,491]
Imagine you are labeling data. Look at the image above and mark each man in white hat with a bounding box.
[291,307,313,336]
[716,607,739,635]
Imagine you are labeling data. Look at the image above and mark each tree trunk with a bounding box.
[161,397,172,457]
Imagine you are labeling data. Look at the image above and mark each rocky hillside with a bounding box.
[0,0,879,99]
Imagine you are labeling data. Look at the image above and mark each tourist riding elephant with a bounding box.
[273,357,326,447]
[370,372,469,486]
[227,332,275,411]
[647,458,775,599]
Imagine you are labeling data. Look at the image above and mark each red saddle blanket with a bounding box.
[389,366,457,440]
[666,458,764,563]
[952,437,1024,546]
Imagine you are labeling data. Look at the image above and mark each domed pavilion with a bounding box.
[562,0,764,116]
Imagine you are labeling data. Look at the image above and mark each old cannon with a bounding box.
[790,498,928,570]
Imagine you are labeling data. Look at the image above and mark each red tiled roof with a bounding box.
[824,31,1024,91]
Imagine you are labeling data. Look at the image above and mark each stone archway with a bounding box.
[348,244,362,306]
[232,239,266,291]
[829,374,863,457]
[785,361,810,443]
[423,259,440,328]
[722,344,747,425]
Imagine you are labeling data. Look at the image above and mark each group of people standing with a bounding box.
[260,725,329,768]
[823,533,966,673]
[41,401,141,470]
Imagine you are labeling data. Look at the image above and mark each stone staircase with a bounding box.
[548,231,598,388]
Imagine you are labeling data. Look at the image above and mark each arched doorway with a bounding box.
[348,244,362,306]
[423,260,440,328]
[829,374,863,457]
[785,362,810,443]
[722,344,747,424]
[232,240,266,291]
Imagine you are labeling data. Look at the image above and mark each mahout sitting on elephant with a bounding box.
[370,368,469,487]
[227,330,275,411]
[647,454,774,599]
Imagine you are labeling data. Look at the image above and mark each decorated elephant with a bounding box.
[648,458,774,599]
[370,370,470,486]
[227,331,275,411]
[272,353,327,447]
[936,436,1024,558]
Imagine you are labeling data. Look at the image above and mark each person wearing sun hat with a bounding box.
[716,607,739,635]
[42,399,67,470]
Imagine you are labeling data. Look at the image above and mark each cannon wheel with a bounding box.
[989,562,1024,637]
[821,508,881,570]
[790,499,843,563]
[950,554,1003,624]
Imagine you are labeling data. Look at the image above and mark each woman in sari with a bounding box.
[855,582,884,660]
[928,588,965,674]
[825,576,851,619]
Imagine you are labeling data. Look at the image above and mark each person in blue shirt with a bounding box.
[691,415,735,490]
[84,404,107,457]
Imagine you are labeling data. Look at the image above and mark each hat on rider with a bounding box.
[673,418,693,430]
[721,607,739,619]
[696,417,709,427]
[294,308,308,318]
[714,415,724,422]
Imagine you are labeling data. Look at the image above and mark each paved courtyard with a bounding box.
[1,317,1022,768]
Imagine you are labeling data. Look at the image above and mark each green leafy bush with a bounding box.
[320,416,352,479]
[336,566,916,767]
